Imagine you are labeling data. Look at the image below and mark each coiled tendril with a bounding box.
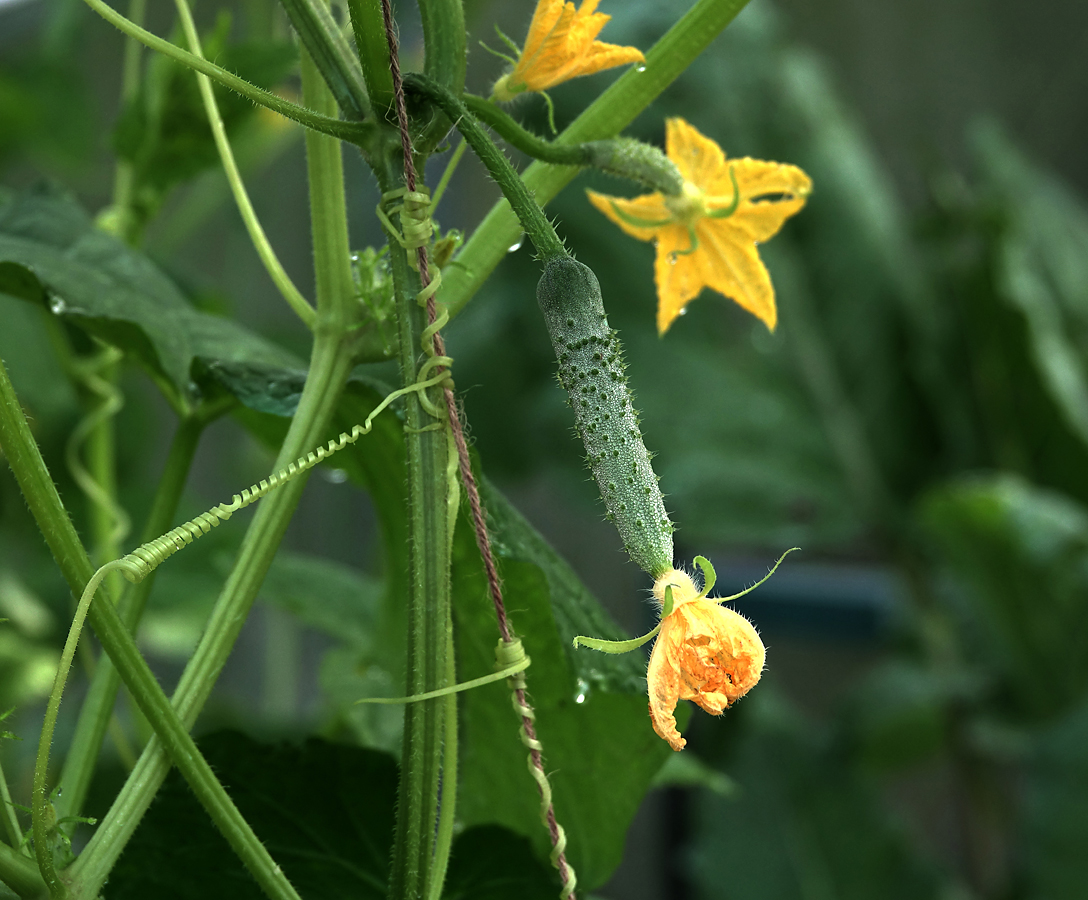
[29,372,450,871]
[114,375,444,584]
[377,186,454,417]
[496,638,577,899]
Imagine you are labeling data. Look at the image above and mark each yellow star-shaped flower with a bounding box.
[491,0,644,102]
[587,118,812,334]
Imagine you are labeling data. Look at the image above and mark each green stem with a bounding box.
[348,0,395,121]
[105,0,146,243]
[0,841,40,899]
[0,357,105,629]
[463,94,683,194]
[300,48,357,336]
[175,0,317,329]
[66,46,358,900]
[80,0,374,145]
[441,0,752,316]
[378,155,453,900]
[76,351,139,772]
[426,621,458,900]
[403,75,565,260]
[415,0,466,152]
[278,0,371,121]
[55,412,212,824]
[0,756,23,851]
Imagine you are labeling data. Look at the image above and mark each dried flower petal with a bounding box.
[646,570,765,751]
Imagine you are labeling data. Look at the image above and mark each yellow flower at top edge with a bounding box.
[647,570,765,751]
[587,118,812,335]
[492,0,644,102]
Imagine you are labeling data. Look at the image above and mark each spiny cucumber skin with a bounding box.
[536,257,674,577]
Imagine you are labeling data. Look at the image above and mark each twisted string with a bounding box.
[379,2,577,896]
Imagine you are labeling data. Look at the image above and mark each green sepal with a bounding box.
[574,621,662,655]
[715,548,799,604]
[694,556,717,598]
[355,655,531,705]
[705,166,741,219]
[662,583,675,617]
[607,199,674,230]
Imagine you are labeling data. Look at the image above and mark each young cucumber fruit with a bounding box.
[537,257,674,577]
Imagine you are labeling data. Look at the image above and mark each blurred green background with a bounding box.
[3,0,1088,897]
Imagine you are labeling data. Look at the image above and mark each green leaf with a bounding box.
[109,731,397,899]
[113,18,298,225]
[690,689,944,900]
[106,731,558,899]
[840,661,977,772]
[453,481,681,890]
[0,184,300,409]
[259,551,384,648]
[922,473,1088,720]
[975,124,1088,451]
[442,826,559,900]
[1022,696,1088,900]
[650,751,737,797]
[257,549,404,753]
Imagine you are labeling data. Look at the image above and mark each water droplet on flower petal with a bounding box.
[678,307,687,315]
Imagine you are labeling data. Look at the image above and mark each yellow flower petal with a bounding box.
[665,118,728,197]
[653,224,706,334]
[730,157,812,204]
[498,0,643,97]
[698,219,778,331]
[521,0,568,65]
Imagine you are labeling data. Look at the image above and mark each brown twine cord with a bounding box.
[377,3,575,895]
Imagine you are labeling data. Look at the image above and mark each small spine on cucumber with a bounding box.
[536,257,674,577]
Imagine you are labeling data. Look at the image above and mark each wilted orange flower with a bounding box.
[491,0,644,102]
[647,569,765,751]
[587,118,812,335]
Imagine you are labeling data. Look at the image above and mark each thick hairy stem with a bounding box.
[378,4,454,897]
[403,75,565,261]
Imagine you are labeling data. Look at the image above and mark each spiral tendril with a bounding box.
[114,372,446,584]
[495,638,577,899]
[378,187,455,417]
[65,344,131,559]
